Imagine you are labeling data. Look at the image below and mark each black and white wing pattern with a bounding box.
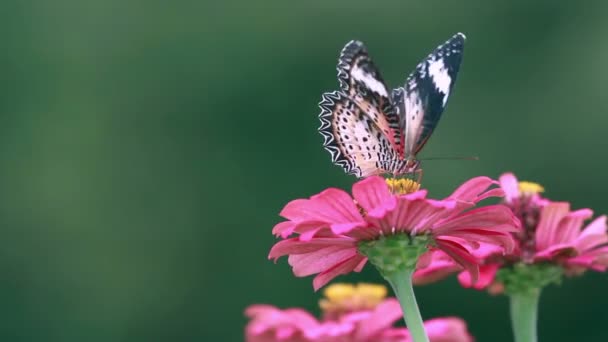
[318,40,404,177]
[335,40,402,154]
[392,33,465,157]
[319,33,466,178]
[319,91,400,177]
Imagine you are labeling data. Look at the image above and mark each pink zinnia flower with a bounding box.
[245,305,322,342]
[414,172,608,291]
[269,176,518,290]
[245,283,474,342]
[381,318,474,342]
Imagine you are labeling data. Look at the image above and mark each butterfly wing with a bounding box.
[392,33,465,157]
[336,40,403,156]
[319,91,400,177]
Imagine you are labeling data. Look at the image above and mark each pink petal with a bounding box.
[330,222,368,235]
[457,264,499,289]
[471,242,504,259]
[288,245,359,276]
[498,173,520,203]
[312,188,364,221]
[290,221,329,240]
[268,237,356,260]
[568,246,608,270]
[279,198,313,220]
[535,202,570,251]
[272,221,297,237]
[353,257,368,272]
[574,216,608,252]
[367,196,454,236]
[413,251,462,286]
[345,225,382,241]
[435,237,479,284]
[355,298,403,340]
[446,176,497,203]
[351,176,394,213]
[424,317,474,342]
[281,188,363,225]
[312,255,366,291]
[245,304,279,318]
[244,304,320,340]
[553,208,594,245]
[441,227,516,253]
[433,205,518,233]
[477,187,505,201]
[417,250,435,269]
[534,243,575,260]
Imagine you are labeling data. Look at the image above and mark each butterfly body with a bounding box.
[319,33,465,178]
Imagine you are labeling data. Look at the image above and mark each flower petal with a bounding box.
[435,237,479,284]
[413,250,462,286]
[312,255,367,291]
[352,176,394,213]
[268,237,356,261]
[424,317,475,342]
[281,188,363,224]
[446,176,497,202]
[498,173,520,203]
[272,221,297,237]
[574,216,608,252]
[553,208,594,245]
[457,264,499,289]
[441,227,516,253]
[312,188,365,222]
[535,202,571,252]
[355,298,403,340]
[433,205,518,233]
[288,245,359,276]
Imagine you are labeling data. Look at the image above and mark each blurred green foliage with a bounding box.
[0,0,607,341]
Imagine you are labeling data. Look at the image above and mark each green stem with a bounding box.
[509,289,541,342]
[384,269,429,342]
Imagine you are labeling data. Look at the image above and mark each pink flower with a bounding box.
[423,317,475,342]
[414,172,608,291]
[245,283,474,342]
[414,244,502,289]
[269,176,518,290]
[245,305,322,342]
[533,202,608,272]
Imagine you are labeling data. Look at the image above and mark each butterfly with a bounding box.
[318,33,465,178]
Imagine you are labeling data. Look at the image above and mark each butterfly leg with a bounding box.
[414,168,423,184]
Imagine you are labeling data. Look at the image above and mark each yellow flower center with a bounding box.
[386,178,420,195]
[319,283,387,316]
[518,181,544,196]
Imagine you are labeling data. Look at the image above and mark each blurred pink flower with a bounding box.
[414,172,608,291]
[269,176,518,290]
[245,305,321,342]
[245,283,474,342]
[533,202,608,272]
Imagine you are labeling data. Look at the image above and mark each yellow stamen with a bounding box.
[319,283,387,314]
[518,181,544,195]
[386,178,421,195]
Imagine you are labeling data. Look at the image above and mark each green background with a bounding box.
[1,0,606,341]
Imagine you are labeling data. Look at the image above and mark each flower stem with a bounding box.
[509,288,541,342]
[384,269,429,342]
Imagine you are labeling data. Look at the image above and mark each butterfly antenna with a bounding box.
[419,156,479,161]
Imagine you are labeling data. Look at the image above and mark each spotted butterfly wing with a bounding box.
[319,33,465,177]
[335,40,402,155]
[392,33,465,158]
[319,91,399,177]
[319,40,403,177]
